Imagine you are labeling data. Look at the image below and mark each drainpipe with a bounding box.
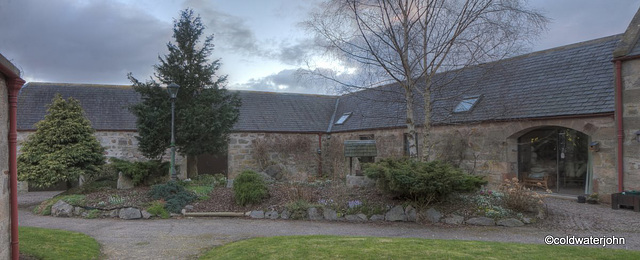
[318,133,323,177]
[8,77,25,260]
[615,60,624,193]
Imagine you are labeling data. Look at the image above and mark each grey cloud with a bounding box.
[0,0,172,84]
[231,69,328,94]
[184,0,319,66]
[184,0,262,56]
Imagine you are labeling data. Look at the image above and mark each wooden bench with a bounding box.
[522,175,549,189]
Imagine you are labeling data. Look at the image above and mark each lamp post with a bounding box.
[167,83,180,181]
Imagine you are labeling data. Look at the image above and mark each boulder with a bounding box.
[117,171,134,190]
[280,209,290,220]
[323,208,338,221]
[264,164,285,180]
[424,208,442,223]
[265,210,279,219]
[73,207,84,216]
[466,217,495,226]
[184,205,194,211]
[51,200,74,217]
[250,211,265,219]
[345,214,367,222]
[141,210,152,219]
[405,205,417,222]
[385,205,407,222]
[497,218,524,227]
[109,209,120,218]
[307,207,323,220]
[442,214,464,225]
[257,172,275,183]
[119,207,142,220]
[369,214,385,221]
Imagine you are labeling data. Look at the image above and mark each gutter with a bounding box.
[1,64,25,260]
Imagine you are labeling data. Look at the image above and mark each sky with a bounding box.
[1,0,639,95]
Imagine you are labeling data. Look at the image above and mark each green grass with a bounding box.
[187,185,214,200]
[199,235,640,260]
[19,226,101,260]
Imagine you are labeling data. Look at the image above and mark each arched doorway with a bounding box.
[517,127,591,195]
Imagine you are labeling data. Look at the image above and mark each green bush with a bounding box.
[85,209,101,219]
[286,200,312,220]
[111,158,169,186]
[364,158,486,205]
[18,94,105,189]
[146,200,170,219]
[148,181,197,213]
[233,170,269,206]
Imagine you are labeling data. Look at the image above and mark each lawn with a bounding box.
[19,226,101,260]
[200,235,640,260]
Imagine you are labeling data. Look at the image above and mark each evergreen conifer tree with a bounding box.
[129,9,240,177]
[18,94,105,188]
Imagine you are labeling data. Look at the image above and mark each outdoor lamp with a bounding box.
[168,83,180,180]
[635,130,640,143]
[167,82,180,99]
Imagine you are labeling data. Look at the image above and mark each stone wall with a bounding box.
[17,130,188,184]
[227,132,321,180]
[327,116,617,194]
[0,73,10,260]
[621,59,640,192]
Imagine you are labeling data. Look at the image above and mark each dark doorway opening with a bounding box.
[518,127,590,195]
[197,153,228,177]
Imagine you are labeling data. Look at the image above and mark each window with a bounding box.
[335,112,352,125]
[359,134,374,140]
[454,96,480,113]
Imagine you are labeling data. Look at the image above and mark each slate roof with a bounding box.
[233,91,337,132]
[17,35,621,133]
[17,83,338,132]
[17,83,141,131]
[330,35,620,132]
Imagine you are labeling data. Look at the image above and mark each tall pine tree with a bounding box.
[18,94,105,188]
[129,9,240,177]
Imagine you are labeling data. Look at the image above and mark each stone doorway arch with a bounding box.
[506,125,592,195]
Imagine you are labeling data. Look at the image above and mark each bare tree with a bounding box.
[305,0,546,160]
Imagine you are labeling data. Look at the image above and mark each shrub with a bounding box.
[286,200,312,220]
[364,158,486,206]
[85,209,101,219]
[499,178,548,214]
[111,158,169,186]
[149,182,197,213]
[18,94,105,189]
[146,200,170,219]
[233,170,269,206]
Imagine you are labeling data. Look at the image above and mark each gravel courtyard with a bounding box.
[18,192,640,259]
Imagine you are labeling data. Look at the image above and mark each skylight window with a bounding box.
[454,97,480,113]
[335,112,352,125]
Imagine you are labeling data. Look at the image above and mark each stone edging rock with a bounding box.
[50,199,530,226]
[241,206,529,227]
[50,200,154,220]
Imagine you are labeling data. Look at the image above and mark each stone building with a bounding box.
[1,53,26,260]
[15,9,640,200]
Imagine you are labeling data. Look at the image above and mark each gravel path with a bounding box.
[17,192,640,259]
[542,197,640,232]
